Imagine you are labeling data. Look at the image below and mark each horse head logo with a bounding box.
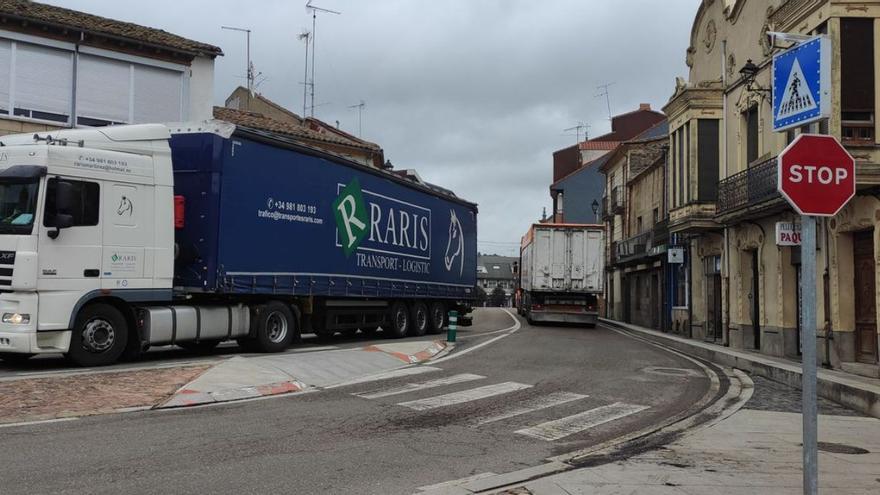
[444,209,464,276]
[117,196,133,216]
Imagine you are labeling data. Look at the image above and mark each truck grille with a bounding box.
[0,251,15,288]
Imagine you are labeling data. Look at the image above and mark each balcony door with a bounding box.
[853,231,878,364]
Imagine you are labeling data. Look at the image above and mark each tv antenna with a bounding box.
[305,1,341,118]
[347,100,365,137]
[221,26,254,94]
[298,30,311,117]
[595,82,615,121]
[563,122,590,143]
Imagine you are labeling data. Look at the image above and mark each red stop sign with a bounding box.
[778,134,855,216]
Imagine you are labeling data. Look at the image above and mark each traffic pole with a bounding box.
[447,310,458,343]
[800,215,818,495]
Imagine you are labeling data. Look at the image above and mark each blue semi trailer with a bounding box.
[0,122,476,366]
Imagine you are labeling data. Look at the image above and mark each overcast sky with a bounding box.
[49,0,699,256]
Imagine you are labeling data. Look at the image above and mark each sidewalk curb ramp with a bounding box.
[158,340,448,409]
[600,318,880,419]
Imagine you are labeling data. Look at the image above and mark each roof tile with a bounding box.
[0,0,222,56]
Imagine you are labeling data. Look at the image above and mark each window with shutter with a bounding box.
[13,43,72,123]
[76,54,130,126]
[133,65,182,124]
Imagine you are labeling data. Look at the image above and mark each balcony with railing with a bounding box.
[668,201,718,233]
[614,227,668,265]
[716,155,785,221]
[610,186,624,214]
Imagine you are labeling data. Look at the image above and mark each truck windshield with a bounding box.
[0,180,39,234]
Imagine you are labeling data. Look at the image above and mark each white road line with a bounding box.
[355,373,485,399]
[398,382,532,411]
[472,391,589,426]
[515,402,649,441]
[0,417,79,429]
[327,366,443,389]
[431,308,521,364]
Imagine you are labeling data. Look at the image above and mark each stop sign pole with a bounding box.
[778,134,856,495]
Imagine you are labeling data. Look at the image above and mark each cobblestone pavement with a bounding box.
[744,374,865,416]
[0,365,209,425]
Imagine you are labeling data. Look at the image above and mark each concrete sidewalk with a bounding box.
[498,408,880,494]
[160,340,447,407]
[601,318,880,419]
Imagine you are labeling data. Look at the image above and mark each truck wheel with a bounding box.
[252,301,295,352]
[386,301,410,339]
[427,302,446,334]
[66,303,129,367]
[0,352,34,364]
[409,301,429,336]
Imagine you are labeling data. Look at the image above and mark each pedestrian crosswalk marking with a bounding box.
[515,402,648,441]
[398,382,532,411]
[472,391,589,426]
[355,373,485,399]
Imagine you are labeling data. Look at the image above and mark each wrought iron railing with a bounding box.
[616,230,652,263]
[717,155,780,215]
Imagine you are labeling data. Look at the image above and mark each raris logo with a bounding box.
[111,253,120,262]
[333,178,368,257]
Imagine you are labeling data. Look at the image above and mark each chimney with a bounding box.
[639,103,651,111]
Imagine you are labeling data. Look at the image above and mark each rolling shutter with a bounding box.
[133,64,182,123]
[77,54,130,124]
[0,40,10,112]
[14,43,72,120]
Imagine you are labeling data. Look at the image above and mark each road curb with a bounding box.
[600,317,880,419]
[364,340,447,364]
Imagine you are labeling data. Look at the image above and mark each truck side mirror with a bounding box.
[47,180,75,240]
[54,180,75,212]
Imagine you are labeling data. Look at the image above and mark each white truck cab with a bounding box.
[0,125,175,365]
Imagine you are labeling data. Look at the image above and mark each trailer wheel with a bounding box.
[66,303,129,367]
[386,301,410,339]
[252,301,295,352]
[409,301,429,337]
[427,302,446,334]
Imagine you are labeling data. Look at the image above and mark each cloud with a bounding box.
[46,0,700,255]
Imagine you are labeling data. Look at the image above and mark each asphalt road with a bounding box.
[0,309,711,494]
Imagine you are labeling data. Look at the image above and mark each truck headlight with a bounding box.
[2,313,30,324]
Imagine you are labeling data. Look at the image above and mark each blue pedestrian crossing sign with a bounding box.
[772,36,830,132]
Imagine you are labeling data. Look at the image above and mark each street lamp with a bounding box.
[591,199,600,223]
[739,59,771,94]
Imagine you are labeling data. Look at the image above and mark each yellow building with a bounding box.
[668,0,880,377]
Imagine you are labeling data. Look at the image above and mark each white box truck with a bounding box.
[518,223,604,326]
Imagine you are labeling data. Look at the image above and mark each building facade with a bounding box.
[602,121,670,329]
[550,104,665,224]
[477,255,517,307]
[0,1,221,137]
[663,0,880,377]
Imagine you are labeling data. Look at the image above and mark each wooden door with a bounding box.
[853,231,878,364]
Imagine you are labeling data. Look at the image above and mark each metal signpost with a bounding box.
[778,133,855,495]
[772,34,850,495]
